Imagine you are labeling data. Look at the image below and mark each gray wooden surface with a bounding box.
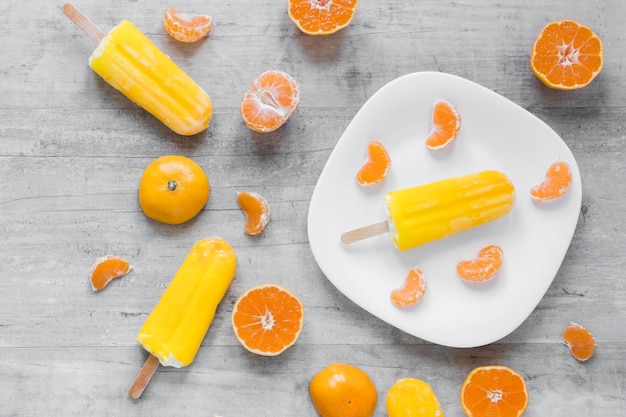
[1,0,625,415]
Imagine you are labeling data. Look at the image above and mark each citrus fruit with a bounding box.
[563,322,595,361]
[530,161,572,203]
[163,8,213,43]
[90,255,131,291]
[356,140,391,187]
[138,155,210,225]
[237,190,271,235]
[309,363,377,417]
[386,378,444,417]
[240,70,300,133]
[530,20,603,90]
[425,100,461,150]
[460,366,529,417]
[390,267,427,308]
[231,284,304,356]
[457,245,503,283]
[287,0,358,36]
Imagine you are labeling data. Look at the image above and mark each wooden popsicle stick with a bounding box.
[62,3,106,44]
[340,220,389,244]
[128,354,160,399]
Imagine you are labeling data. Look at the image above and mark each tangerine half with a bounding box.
[457,245,503,283]
[163,8,213,43]
[425,100,461,150]
[530,20,603,90]
[90,255,131,291]
[287,0,358,36]
[563,322,595,361]
[240,70,300,133]
[231,284,304,356]
[460,366,529,417]
[356,140,391,187]
[530,161,572,203]
[237,190,270,235]
[390,267,427,308]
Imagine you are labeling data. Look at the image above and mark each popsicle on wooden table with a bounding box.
[128,238,237,399]
[341,170,516,250]
[62,3,212,136]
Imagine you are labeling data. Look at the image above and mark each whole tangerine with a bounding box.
[309,363,377,417]
[138,155,209,225]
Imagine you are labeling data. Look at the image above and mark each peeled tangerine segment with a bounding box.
[356,140,391,187]
[163,8,213,43]
[90,255,131,291]
[530,161,572,202]
[385,170,515,251]
[237,191,270,235]
[425,100,461,150]
[390,267,427,308]
[136,238,237,367]
[457,245,503,283]
[563,322,595,361]
[89,19,212,136]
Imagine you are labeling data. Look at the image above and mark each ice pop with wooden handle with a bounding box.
[63,3,212,136]
[341,170,515,250]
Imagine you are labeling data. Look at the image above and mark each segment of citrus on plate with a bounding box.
[163,8,213,43]
[530,20,603,90]
[237,190,270,235]
[138,155,210,225]
[240,70,300,133]
[425,100,461,150]
[390,267,427,308]
[90,255,131,291]
[231,284,304,356]
[386,378,444,417]
[355,140,391,187]
[287,0,358,36]
[309,363,377,417]
[460,366,529,417]
[530,161,572,203]
[457,245,503,283]
[563,322,595,361]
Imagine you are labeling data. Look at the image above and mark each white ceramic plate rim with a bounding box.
[307,71,581,348]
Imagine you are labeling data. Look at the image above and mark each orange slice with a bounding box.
[231,284,304,356]
[356,140,391,187]
[457,245,503,283]
[90,255,131,291]
[163,8,213,43]
[563,323,595,361]
[390,267,427,308]
[241,70,300,133]
[237,190,270,235]
[287,0,358,36]
[460,366,529,417]
[530,161,572,203]
[530,20,603,90]
[425,100,461,150]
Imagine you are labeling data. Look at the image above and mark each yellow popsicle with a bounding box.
[64,4,212,135]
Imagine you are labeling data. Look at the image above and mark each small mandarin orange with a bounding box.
[287,0,358,36]
[460,366,528,417]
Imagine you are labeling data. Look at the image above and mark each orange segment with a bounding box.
[425,100,461,150]
[460,366,529,417]
[563,323,595,361]
[163,8,213,43]
[530,20,603,90]
[287,0,358,36]
[90,255,131,291]
[457,245,503,283]
[390,267,427,308]
[356,140,391,187]
[231,284,304,356]
[530,161,572,203]
[240,70,300,133]
[237,190,270,235]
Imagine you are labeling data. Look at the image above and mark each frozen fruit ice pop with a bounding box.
[341,170,515,250]
[63,3,212,136]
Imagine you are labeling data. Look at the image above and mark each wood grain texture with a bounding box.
[1,0,625,416]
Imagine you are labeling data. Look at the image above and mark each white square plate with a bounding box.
[307,72,581,348]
